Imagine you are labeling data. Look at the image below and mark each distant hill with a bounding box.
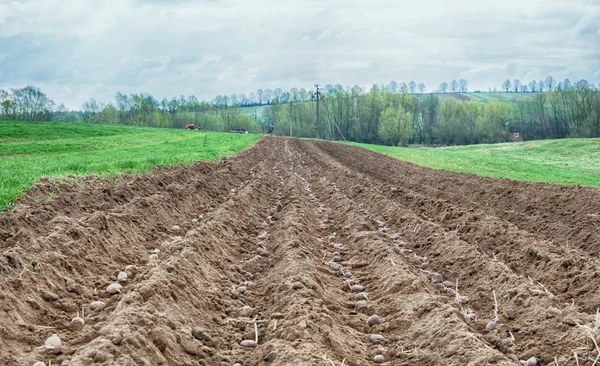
[427,92,537,106]
[239,92,542,122]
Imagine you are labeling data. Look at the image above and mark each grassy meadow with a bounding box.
[0,121,261,210]
[349,138,600,188]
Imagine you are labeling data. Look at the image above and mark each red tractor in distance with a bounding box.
[185,124,200,130]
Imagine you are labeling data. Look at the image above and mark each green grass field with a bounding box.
[465,92,535,105]
[348,139,600,188]
[0,121,261,210]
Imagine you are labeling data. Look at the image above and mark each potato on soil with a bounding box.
[44,334,62,354]
[355,300,368,310]
[117,271,128,282]
[240,340,257,347]
[486,321,498,330]
[368,334,386,343]
[367,315,381,326]
[373,355,385,363]
[70,312,85,331]
[106,282,123,295]
[350,284,365,292]
[90,300,106,310]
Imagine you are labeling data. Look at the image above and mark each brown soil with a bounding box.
[1,137,599,366]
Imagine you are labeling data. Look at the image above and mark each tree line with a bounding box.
[500,76,590,93]
[267,83,600,145]
[1,80,598,146]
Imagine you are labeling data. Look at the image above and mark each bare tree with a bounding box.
[529,80,537,92]
[459,79,468,92]
[400,82,408,93]
[562,78,572,89]
[502,79,512,92]
[418,83,426,93]
[439,82,449,93]
[449,80,458,93]
[538,80,545,92]
[408,81,417,94]
[520,84,528,93]
[545,76,555,91]
[273,88,282,102]
[388,81,398,93]
[257,89,263,104]
[513,79,521,92]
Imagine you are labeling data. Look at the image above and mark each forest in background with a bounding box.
[1,77,598,146]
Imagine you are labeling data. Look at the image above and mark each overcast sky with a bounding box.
[1,0,599,108]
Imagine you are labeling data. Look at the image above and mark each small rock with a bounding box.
[240,340,257,348]
[171,225,181,232]
[458,296,470,304]
[367,315,381,326]
[332,256,342,262]
[240,306,253,316]
[502,338,513,347]
[292,282,303,290]
[420,262,428,270]
[329,262,340,271]
[238,286,247,294]
[524,357,538,366]
[191,328,211,342]
[180,339,198,355]
[191,219,198,224]
[233,363,242,366]
[271,312,285,319]
[93,351,108,363]
[343,271,352,278]
[373,355,385,363]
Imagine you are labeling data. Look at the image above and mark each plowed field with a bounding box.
[1,137,600,366]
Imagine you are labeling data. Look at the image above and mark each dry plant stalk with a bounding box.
[493,290,499,322]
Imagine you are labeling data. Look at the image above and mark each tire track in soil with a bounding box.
[1,137,599,365]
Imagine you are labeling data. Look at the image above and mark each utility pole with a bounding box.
[289,101,293,137]
[253,109,260,133]
[314,83,320,139]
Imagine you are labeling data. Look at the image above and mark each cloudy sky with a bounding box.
[1,0,599,108]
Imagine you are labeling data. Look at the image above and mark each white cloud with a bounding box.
[0,0,598,108]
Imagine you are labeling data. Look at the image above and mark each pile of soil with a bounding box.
[1,137,599,365]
